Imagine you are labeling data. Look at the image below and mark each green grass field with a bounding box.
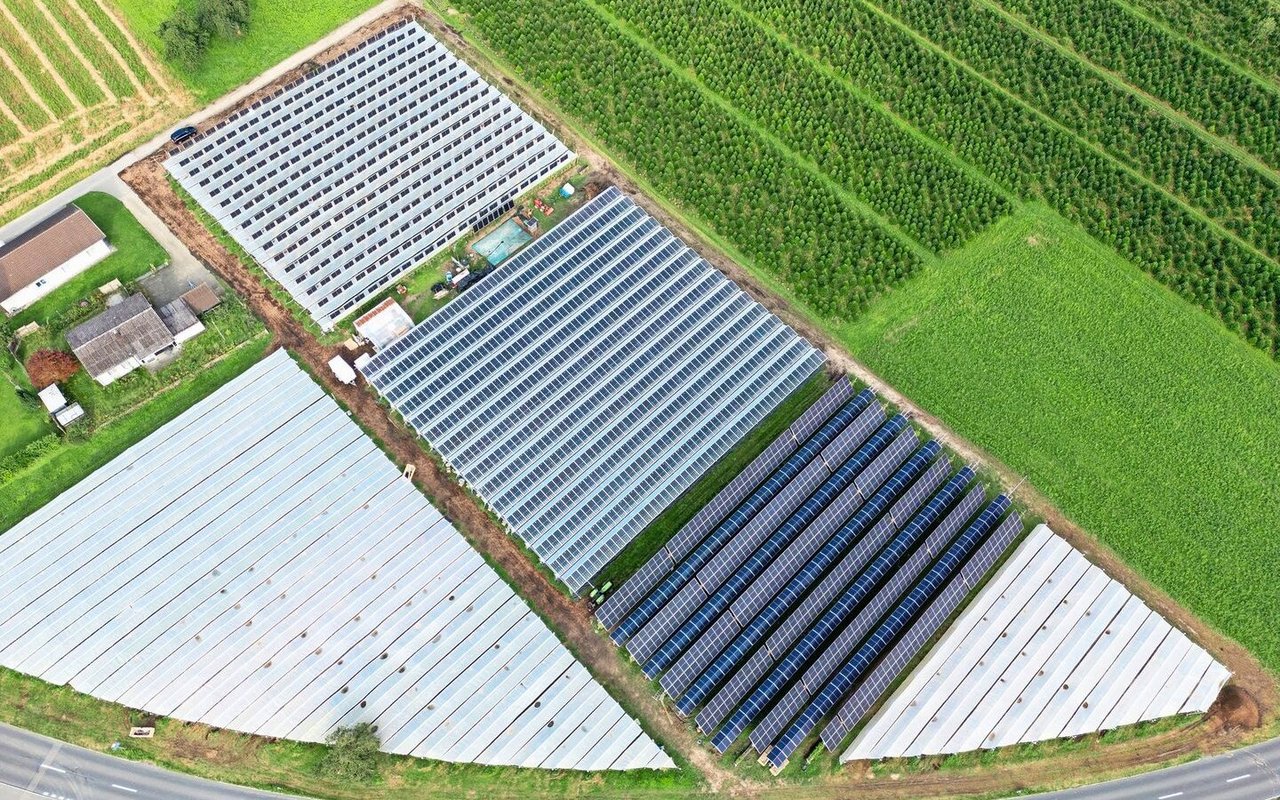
[842,204,1280,671]
[113,0,382,101]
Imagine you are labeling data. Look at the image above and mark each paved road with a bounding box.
[0,723,305,800]
[1025,736,1280,800]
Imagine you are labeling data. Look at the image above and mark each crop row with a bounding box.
[0,23,70,124]
[865,0,1280,264]
[457,0,922,320]
[998,0,1280,171]
[38,0,138,100]
[594,0,1011,254]
[734,0,1279,354]
[1,0,105,107]
[70,0,158,94]
[1125,0,1280,85]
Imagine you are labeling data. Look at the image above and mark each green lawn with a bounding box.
[842,204,1280,672]
[112,0,383,102]
[0,358,50,458]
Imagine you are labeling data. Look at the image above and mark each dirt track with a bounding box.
[122,5,1276,797]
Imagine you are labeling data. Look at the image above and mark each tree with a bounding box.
[24,349,80,389]
[199,0,250,39]
[319,723,380,782]
[157,6,210,71]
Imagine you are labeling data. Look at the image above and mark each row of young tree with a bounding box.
[1125,0,1280,86]
[459,0,924,321]
[865,0,1280,265]
[1000,0,1280,172]
[158,0,250,71]
[725,0,1279,356]
[596,0,1012,255]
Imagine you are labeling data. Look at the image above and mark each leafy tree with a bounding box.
[199,0,250,39]
[319,723,381,782]
[157,6,210,71]
[24,349,80,389]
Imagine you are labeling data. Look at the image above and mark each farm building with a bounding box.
[67,294,175,385]
[0,205,109,315]
[360,187,825,593]
[354,297,414,350]
[165,21,573,330]
[0,351,672,770]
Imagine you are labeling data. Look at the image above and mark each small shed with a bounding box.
[38,384,67,412]
[158,297,205,345]
[328,355,357,385]
[354,297,414,350]
[179,282,221,314]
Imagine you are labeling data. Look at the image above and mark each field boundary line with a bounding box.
[721,0,1020,207]
[63,0,151,101]
[83,0,179,95]
[27,0,117,103]
[855,0,1280,271]
[0,0,84,112]
[577,0,938,264]
[1111,0,1280,93]
[983,0,1280,185]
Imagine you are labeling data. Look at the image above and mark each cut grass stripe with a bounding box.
[0,15,73,118]
[70,0,158,93]
[1,0,105,106]
[39,0,137,99]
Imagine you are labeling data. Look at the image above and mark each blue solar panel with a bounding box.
[678,457,951,718]
[640,418,912,678]
[762,496,1012,770]
[610,392,875,645]
[821,512,1024,750]
[743,466,978,752]
[710,462,965,751]
[596,382,855,629]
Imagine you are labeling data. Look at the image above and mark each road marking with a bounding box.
[1157,793,1184,799]
[111,784,138,793]
[1226,774,1251,783]
[38,764,66,773]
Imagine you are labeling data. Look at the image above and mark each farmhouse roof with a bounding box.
[0,206,106,304]
[67,294,173,378]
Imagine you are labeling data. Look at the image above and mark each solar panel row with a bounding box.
[593,380,854,633]
[763,499,1017,770]
[610,390,873,644]
[361,188,824,592]
[600,382,1025,769]
[166,21,573,329]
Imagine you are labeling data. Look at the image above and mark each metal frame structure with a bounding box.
[165,21,573,329]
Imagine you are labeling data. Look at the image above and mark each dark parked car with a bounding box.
[170,126,197,144]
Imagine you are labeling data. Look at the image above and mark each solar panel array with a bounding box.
[840,524,1230,761]
[599,384,1025,771]
[165,21,573,330]
[360,187,825,593]
[0,351,672,771]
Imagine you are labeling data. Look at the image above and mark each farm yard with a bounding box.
[437,0,1280,675]
[0,0,184,223]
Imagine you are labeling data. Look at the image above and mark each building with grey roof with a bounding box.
[66,293,175,386]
